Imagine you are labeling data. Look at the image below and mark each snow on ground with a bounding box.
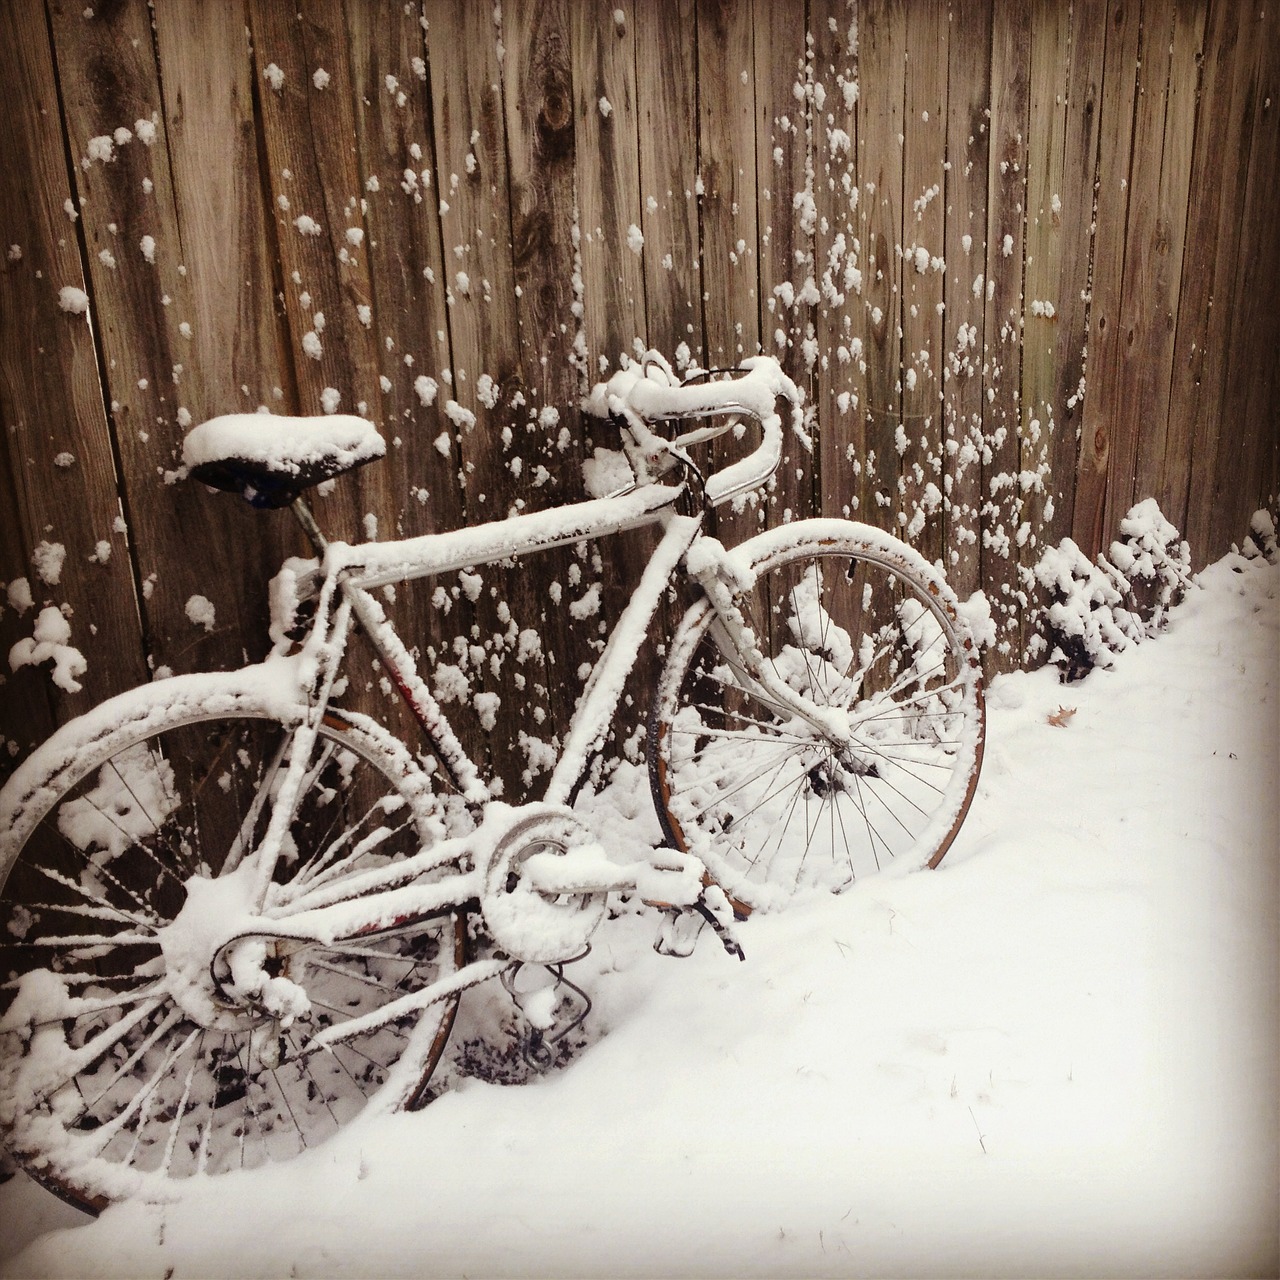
[2,551,1277,1279]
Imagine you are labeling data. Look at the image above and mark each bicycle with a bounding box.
[0,351,985,1210]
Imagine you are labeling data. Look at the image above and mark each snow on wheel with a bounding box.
[649,520,985,912]
[0,675,464,1211]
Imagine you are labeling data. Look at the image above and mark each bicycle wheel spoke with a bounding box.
[741,764,810,882]
[79,1014,195,1152]
[21,828,170,924]
[100,755,200,882]
[160,1037,205,1176]
[305,954,419,997]
[672,740,807,818]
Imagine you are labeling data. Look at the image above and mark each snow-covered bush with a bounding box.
[1101,498,1193,635]
[1033,500,1195,682]
[1032,538,1138,681]
[1239,508,1278,563]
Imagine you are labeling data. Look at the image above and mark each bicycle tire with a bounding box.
[0,672,465,1210]
[649,520,985,912]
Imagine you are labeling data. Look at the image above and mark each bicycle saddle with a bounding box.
[183,412,386,508]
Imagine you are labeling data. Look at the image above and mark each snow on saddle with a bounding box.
[183,412,386,508]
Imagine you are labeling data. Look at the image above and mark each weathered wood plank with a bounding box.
[1019,0,1070,542]
[695,0,760,547]
[46,0,263,684]
[696,0,760,370]
[1073,0,1140,559]
[0,429,58,775]
[341,0,464,540]
[633,0,701,364]
[421,0,561,793]
[812,0,865,527]
[899,0,949,567]
[750,0,812,529]
[573,0,647,375]
[1127,1,1205,529]
[854,0,907,532]
[1209,2,1280,557]
[150,0,303,660]
[246,0,381,534]
[524,0,632,774]
[1045,0,1105,551]
[1238,15,1280,536]
[941,0,992,603]
[980,0,1030,667]
[1017,0,1072,662]
[1180,1,1259,563]
[1099,0,1176,537]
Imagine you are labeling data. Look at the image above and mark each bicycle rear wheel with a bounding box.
[0,675,464,1210]
[649,521,985,911]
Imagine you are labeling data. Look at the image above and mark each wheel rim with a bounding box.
[652,540,984,909]
[0,709,462,1209]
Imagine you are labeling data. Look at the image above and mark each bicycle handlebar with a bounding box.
[584,353,807,506]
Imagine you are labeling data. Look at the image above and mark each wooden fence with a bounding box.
[1,0,1277,787]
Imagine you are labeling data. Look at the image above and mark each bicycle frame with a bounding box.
[209,358,826,1040]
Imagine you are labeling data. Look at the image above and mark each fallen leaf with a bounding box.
[1047,705,1077,728]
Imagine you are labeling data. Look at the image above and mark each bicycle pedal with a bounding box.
[654,909,706,958]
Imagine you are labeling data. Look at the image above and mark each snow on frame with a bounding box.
[1,545,1275,1278]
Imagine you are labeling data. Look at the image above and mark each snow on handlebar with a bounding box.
[584,353,808,508]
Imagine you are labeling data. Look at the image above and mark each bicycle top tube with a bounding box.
[324,479,684,593]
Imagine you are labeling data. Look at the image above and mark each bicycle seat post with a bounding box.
[290,495,329,555]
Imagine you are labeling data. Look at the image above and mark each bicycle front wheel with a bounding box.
[649,521,985,911]
[0,674,464,1210]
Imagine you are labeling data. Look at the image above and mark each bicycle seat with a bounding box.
[184,412,386,508]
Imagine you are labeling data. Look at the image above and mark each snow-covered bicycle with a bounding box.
[0,352,984,1209]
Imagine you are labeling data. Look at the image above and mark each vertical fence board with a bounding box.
[1129,1,1205,523]
[426,0,566,792]
[752,0,813,528]
[1046,0,1105,549]
[1210,3,1280,555]
[47,0,259,681]
[1074,0,1140,559]
[0,4,147,771]
[1181,1,1260,560]
[573,0,647,374]
[341,0,464,539]
[696,0,760,369]
[696,0,760,547]
[150,0,304,669]
[981,0,1030,666]
[900,0,949,568]
[855,0,907,530]
[574,3,681,754]
[1240,17,1280,527]
[941,0,992,601]
[1100,0,1173,538]
[633,0,701,362]
[246,0,380,434]
[813,0,865,526]
[1018,0,1070,653]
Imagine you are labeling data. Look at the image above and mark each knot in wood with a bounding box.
[539,89,572,135]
